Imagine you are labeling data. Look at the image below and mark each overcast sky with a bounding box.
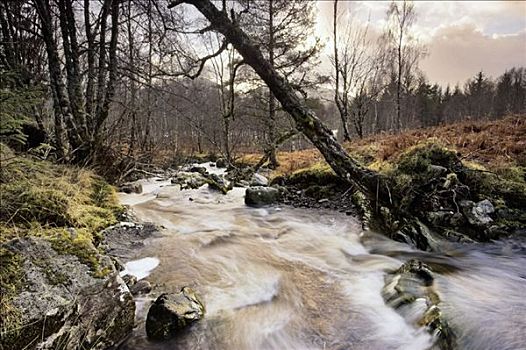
[315,1,526,87]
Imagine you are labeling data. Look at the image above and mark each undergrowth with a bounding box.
[0,143,123,336]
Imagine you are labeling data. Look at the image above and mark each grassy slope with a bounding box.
[241,116,526,179]
[0,144,123,333]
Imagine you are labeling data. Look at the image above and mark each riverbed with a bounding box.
[118,167,526,350]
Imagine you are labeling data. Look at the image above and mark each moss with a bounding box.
[0,247,24,338]
[286,162,341,187]
[396,143,458,175]
[0,155,122,244]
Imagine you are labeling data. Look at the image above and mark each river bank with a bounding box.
[1,114,525,350]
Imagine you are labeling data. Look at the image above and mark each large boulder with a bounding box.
[145,287,205,340]
[0,237,135,350]
[245,186,280,207]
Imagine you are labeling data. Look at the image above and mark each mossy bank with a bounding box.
[0,144,135,349]
[273,141,526,250]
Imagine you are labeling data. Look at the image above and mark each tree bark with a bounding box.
[267,0,279,169]
[168,0,395,207]
[34,0,82,158]
[333,0,351,142]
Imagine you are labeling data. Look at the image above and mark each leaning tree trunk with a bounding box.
[168,0,398,209]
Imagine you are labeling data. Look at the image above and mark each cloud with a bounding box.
[315,1,526,87]
[421,23,526,87]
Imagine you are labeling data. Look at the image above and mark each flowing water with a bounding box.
[118,165,526,350]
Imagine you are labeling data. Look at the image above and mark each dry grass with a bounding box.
[241,115,526,178]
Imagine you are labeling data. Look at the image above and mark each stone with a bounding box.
[426,210,454,227]
[145,287,205,340]
[382,259,456,350]
[215,158,227,168]
[130,279,152,295]
[189,166,208,175]
[119,182,143,194]
[428,164,448,178]
[250,173,269,186]
[122,274,137,287]
[171,172,207,189]
[245,186,280,207]
[460,199,494,227]
[1,237,135,350]
[205,173,232,194]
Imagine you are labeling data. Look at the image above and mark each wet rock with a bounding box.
[145,287,205,340]
[101,222,160,258]
[383,259,456,350]
[171,172,207,189]
[426,210,455,227]
[205,173,233,194]
[460,199,494,227]
[250,173,269,186]
[1,237,135,350]
[130,279,152,295]
[119,182,143,194]
[215,158,227,168]
[189,166,208,175]
[245,186,280,207]
[122,274,137,287]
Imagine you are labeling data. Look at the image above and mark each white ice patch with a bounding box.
[120,257,160,280]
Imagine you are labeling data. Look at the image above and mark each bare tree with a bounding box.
[383,0,425,132]
[168,0,392,206]
[332,0,384,139]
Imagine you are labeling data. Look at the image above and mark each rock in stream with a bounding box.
[145,287,205,341]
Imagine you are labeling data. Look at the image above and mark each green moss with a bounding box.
[286,162,341,187]
[396,143,458,175]
[0,247,24,338]
[0,155,122,243]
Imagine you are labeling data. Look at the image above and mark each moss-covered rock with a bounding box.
[0,150,133,349]
[383,259,456,350]
[0,237,135,350]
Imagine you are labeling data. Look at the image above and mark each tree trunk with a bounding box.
[168,0,395,207]
[267,0,279,169]
[333,0,351,142]
[34,0,82,158]
[84,0,95,129]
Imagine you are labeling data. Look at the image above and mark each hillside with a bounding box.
[242,115,526,178]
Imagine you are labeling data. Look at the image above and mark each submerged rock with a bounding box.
[130,279,152,295]
[383,259,456,350]
[0,237,135,350]
[245,186,280,207]
[145,287,205,340]
[119,182,143,194]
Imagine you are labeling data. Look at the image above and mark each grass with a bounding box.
[0,143,124,337]
[240,116,526,184]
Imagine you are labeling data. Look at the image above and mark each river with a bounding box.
[117,165,526,350]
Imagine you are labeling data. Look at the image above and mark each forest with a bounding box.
[1,0,524,166]
[1,1,525,350]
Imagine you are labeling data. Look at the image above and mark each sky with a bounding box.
[315,1,526,87]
